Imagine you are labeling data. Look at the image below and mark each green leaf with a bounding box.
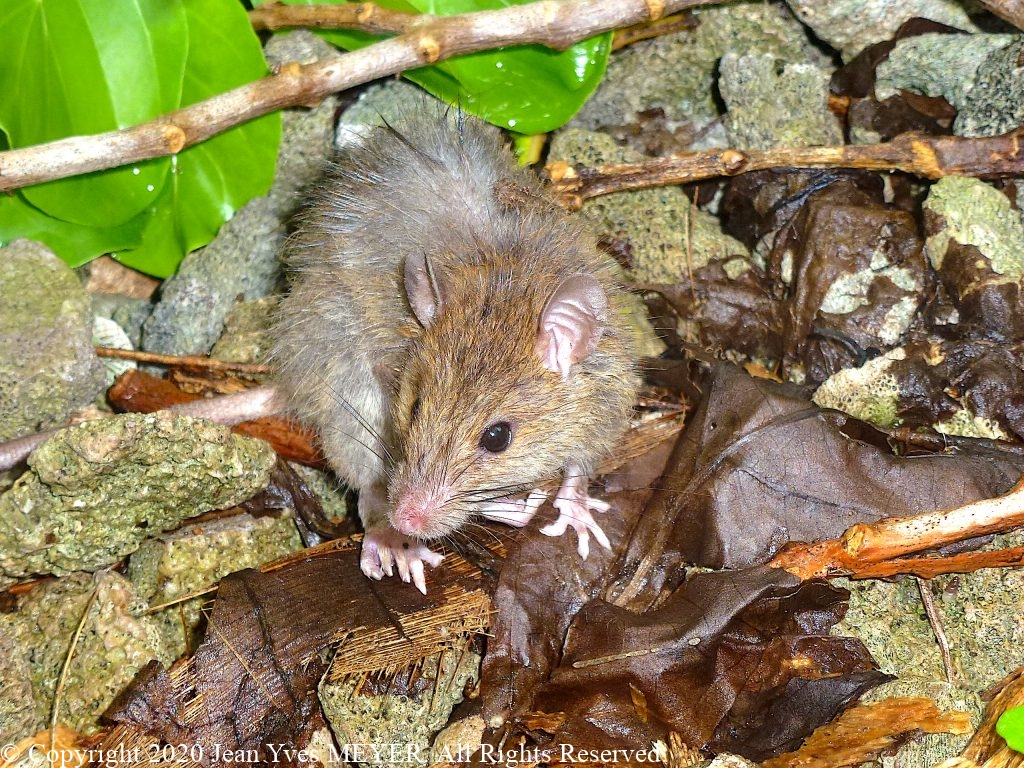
[111,183,184,277]
[259,0,611,135]
[114,0,282,278]
[0,193,147,267]
[0,0,282,277]
[0,0,187,227]
[998,706,1024,753]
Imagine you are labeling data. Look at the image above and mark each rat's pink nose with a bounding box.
[392,488,442,536]
[394,506,427,535]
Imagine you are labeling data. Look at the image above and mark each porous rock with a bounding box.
[0,412,276,583]
[319,649,481,768]
[0,240,105,441]
[874,33,1016,116]
[128,511,302,657]
[785,0,977,60]
[571,3,829,151]
[548,129,748,285]
[0,571,170,742]
[720,52,842,150]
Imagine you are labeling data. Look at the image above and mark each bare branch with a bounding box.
[550,128,1024,207]
[249,1,417,35]
[769,477,1024,580]
[0,0,723,192]
[95,345,270,375]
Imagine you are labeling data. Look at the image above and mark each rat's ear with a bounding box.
[405,252,446,327]
[536,275,608,379]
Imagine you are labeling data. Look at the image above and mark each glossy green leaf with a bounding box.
[0,0,281,277]
[114,0,282,278]
[258,0,611,135]
[0,0,187,226]
[111,181,185,277]
[998,706,1024,753]
[0,193,147,267]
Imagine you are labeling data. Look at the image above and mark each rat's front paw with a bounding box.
[540,477,611,560]
[360,527,444,594]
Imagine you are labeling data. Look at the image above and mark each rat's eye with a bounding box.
[410,397,421,422]
[479,422,512,453]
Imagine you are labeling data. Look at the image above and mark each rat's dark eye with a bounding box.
[479,421,512,453]
[410,397,421,422]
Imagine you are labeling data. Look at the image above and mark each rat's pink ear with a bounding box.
[405,252,446,327]
[536,275,608,379]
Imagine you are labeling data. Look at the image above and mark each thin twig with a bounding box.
[249,1,417,34]
[916,576,955,685]
[612,11,697,50]
[95,346,271,375]
[770,477,1024,580]
[548,129,1024,207]
[50,582,99,758]
[0,0,726,192]
[144,585,219,615]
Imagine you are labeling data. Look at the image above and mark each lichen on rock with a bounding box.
[0,571,170,742]
[0,412,276,582]
[0,240,105,442]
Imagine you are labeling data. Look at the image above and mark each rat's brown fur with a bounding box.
[270,105,638,540]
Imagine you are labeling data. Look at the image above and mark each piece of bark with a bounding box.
[763,697,972,768]
[106,540,488,766]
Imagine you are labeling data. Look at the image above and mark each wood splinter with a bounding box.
[770,477,1024,580]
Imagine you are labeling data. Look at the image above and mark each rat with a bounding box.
[270,106,639,593]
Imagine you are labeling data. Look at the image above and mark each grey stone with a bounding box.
[263,28,338,69]
[335,80,443,148]
[111,297,153,349]
[955,37,1024,138]
[0,412,276,583]
[141,196,286,355]
[875,33,1016,113]
[210,296,279,364]
[785,0,978,60]
[720,52,842,149]
[0,240,105,441]
[571,2,828,148]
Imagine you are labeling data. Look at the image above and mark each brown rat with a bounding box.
[270,106,638,592]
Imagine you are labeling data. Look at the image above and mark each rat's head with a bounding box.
[387,250,610,540]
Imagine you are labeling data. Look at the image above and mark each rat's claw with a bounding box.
[478,488,548,527]
[378,545,394,577]
[409,558,426,594]
[360,528,443,593]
